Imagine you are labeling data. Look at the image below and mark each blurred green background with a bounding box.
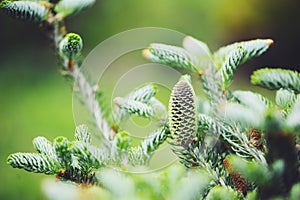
[1,0,300,199]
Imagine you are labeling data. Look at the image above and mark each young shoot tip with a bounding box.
[113,97,124,107]
[265,39,274,46]
[183,36,194,44]
[142,49,151,60]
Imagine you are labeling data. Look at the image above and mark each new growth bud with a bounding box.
[59,33,83,59]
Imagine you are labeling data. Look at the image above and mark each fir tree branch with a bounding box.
[182,36,211,58]
[198,114,266,163]
[114,98,154,118]
[197,113,222,138]
[128,127,170,166]
[127,84,158,103]
[112,84,159,130]
[7,153,60,174]
[128,146,147,166]
[33,136,56,159]
[75,124,92,144]
[275,89,296,110]
[5,5,300,197]
[220,46,246,88]
[182,36,212,71]
[213,39,273,69]
[0,0,49,22]
[111,105,129,130]
[172,144,227,186]
[276,89,296,117]
[232,90,273,110]
[86,145,113,166]
[52,11,116,146]
[143,43,199,72]
[54,0,96,18]
[140,127,170,157]
[221,103,263,128]
[71,68,116,144]
[111,131,132,152]
[148,97,167,120]
[223,90,273,128]
[251,68,300,94]
[286,96,300,132]
[71,142,104,171]
[199,59,224,114]
[53,136,72,169]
